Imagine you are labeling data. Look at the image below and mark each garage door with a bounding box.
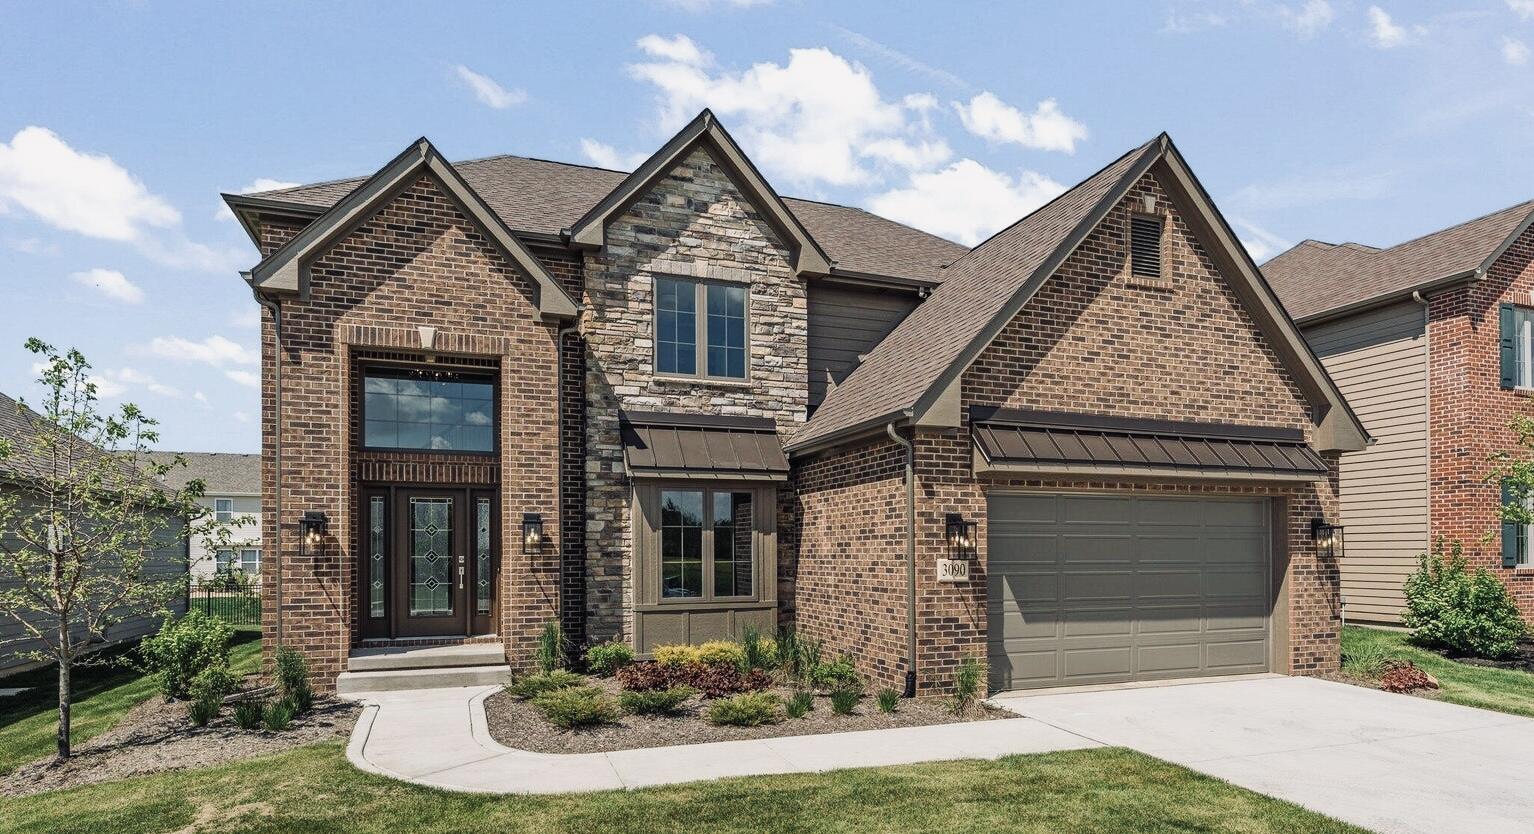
[987,493,1271,692]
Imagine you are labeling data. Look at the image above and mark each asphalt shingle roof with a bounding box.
[143,451,260,495]
[1264,199,1534,321]
[0,392,167,493]
[790,137,1162,450]
[250,155,968,286]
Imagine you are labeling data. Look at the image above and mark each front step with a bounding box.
[348,643,506,672]
[336,664,511,696]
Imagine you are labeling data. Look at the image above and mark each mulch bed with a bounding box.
[483,676,1013,754]
[0,695,359,798]
[1439,637,1534,673]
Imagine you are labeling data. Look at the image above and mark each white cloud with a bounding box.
[828,25,970,91]
[636,33,711,66]
[579,139,651,171]
[224,370,260,389]
[1278,0,1335,36]
[1509,0,1534,21]
[140,335,258,367]
[660,0,773,10]
[0,126,178,242]
[866,159,1065,246]
[1232,168,1394,209]
[1231,218,1294,263]
[70,268,143,304]
[625,39,953,188]
[193,391,209,406]
[953,92,1088,154]
[1367,6,1424,49]
[215,177,301,221]
[1504,37,1531,65]
[453,65,527,109]
[1162,8,1231,34]
[44,363,181,400]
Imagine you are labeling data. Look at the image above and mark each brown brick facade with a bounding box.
[1428,223,1534,618]
[794,172,1343,695]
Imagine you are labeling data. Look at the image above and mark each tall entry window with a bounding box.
[362,367,495,453]
[408,497,454,616]
[654,277,747,380]
[658,488,755,600]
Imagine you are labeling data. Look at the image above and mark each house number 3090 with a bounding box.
[937,559,970,583]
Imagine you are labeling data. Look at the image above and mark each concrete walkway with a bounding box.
[991,675,1534,834]
[345,685,1099,794]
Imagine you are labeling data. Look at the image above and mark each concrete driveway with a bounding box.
[991,675,1534,834]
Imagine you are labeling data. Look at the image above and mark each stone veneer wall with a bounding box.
[1428,223,1534,619]
[257,176,563,689]
[579,145,808,643]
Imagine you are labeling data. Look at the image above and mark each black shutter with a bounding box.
[1503,480,1521,568]
[1130,215,1163,278]
[1500,303,1517,389]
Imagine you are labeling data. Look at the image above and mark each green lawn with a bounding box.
[0,742,1365,834]
[1342,625,1534,717]
[0,627,261,775]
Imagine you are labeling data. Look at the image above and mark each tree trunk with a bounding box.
[57,654,71,760]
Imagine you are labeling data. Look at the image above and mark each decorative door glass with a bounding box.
[369,496,385,619]
[409,497,453,616]
[475,497,492,615]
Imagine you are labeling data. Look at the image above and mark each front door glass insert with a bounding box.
[409,497,454,616]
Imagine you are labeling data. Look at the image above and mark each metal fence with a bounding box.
[189,576,262,626]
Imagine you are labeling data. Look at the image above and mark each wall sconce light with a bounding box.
[299,511,329,557]
[522,513,545,555]
[1311,517,1343,560]
[945,513,978,560]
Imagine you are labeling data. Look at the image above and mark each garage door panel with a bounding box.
[987,493,1271,692]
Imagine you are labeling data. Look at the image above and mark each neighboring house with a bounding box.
[1265,200,1534,625]
[0,392,188,674]
[227,111,1366,694]
[145,452,262,581]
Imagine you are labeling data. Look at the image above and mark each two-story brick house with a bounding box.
[228,111,1366,695]
[1266,201,1534,625]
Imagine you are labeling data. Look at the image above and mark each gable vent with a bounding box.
[1130,215,1163,278]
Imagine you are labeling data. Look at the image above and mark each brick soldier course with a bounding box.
[232,114,1366,694]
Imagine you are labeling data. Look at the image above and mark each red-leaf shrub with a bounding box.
[1379,661,1439,693]
[616,662,685,692]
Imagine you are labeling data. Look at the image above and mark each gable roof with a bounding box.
[790,134,1370,456]
[1264,199,1534,322]
[143,451,259,495]
[0,392,167,494]
[568,110,832,276]
[240,138,579,319]
[227,146,966,288]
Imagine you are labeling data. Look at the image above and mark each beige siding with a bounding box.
[807,285,918,410]
[1306,301,1428,624]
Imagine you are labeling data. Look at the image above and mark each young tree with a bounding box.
[0,339,210,759]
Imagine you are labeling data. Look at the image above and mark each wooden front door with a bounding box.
[361,486,497,639]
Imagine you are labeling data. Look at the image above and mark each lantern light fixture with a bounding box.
[1311,517,1343,559]
[299,511,329,557]
[945,513,978,560]
[522,513,545,555]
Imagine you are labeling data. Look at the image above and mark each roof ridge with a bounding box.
[1378,197,1534,253]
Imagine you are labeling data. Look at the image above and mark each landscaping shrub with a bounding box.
[1341,643,1395,679]
[1379,661,1439,693]
[185,665,236,727]
[615,661,680,692]
[186,694,220,727]
[138,610,234,700]
[951,657,984,715]
[774,627,805,682]
[693,662,772,698]
[740,626,773,671]
[506,670,584,700]
[536,621,567,673]
[829,687,861,715]
[706,692,783,727]
[275,645,309,694]
[696,640,747,667]
[533,685,620,729]
[653,644,702,667]
[262,698,295,731]
[618,686,696,716]
[233,699,265,730]
[786,690,813,718]
[1402,541,1528,659]
[807,655,860,692]
[876,687,900,714]
[583,641,635,677]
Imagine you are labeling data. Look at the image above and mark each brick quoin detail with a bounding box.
[1428,224,1534,619]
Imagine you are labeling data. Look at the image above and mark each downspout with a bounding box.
[886,420,917,698]
[251,282,284,647]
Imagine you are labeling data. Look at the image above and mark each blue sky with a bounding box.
[2,0,1531,452]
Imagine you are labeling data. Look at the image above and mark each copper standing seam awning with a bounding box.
[970,407,1330,482]
[620,411,790,482]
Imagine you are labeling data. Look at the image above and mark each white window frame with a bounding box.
[1516,306,1534,390]
[214,498,234,522]
[239,548,260,574]
[1518,494,1534,568]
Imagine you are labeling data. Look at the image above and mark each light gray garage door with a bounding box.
[987,493,1271,692]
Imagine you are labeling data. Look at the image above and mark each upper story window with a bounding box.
[214,498,234,522]
[1501,304,1534,390]
[362,367,495,453]
[655,277,747,380]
